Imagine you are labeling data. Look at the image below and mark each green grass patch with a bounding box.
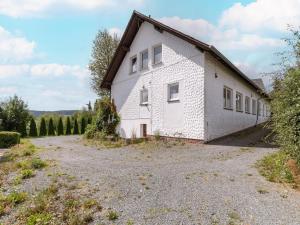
[256,151,294,183]
[20,169,35,179]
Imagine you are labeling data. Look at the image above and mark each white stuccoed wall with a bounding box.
[111,21,205,139]
[204,53,270,141]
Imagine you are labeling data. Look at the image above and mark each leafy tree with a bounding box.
[57,117,64,136]
[270,26,300,164]
[89,30,119,97]
[29,118,38,137]
[19,120,27,137]
[73,118,79,135]
[0,95,30,132]
[48,118,55,136]
[95,97,120,135]
[81,117,86,134]
[39,117,47,136]
[65,117,71,135]
[271,69,300,163]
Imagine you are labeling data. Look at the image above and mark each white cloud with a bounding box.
[0,86,17,95]
[158,17,283,51]
[220,0,300,32]
[0,0,144,17]
[108,27,123,39]
[0,64,89,79]
[0,26,36,63]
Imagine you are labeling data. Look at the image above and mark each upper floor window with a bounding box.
[140,89,148,105]
[168,82,179,102]
[153,44,162,65]
[130,55,137,73]
[236,92,243,112]
[140,50,148,70]
[245,96,250,113]
[223,86,233,110]
[252,99,257,115]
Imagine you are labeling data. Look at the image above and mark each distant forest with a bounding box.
[30,110,78,117]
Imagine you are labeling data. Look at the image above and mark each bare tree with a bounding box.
[89,29,120,97]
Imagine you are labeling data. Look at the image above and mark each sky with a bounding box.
[0,0,299,111]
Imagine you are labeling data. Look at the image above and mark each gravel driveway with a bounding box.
[31,129,300,225]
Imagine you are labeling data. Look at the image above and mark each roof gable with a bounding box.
[101,10,268,97]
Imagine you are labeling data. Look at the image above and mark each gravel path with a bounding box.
[30,130,300,225]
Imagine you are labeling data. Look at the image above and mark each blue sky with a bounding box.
[0,0,299,110]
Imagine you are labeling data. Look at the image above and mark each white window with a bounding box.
[140,50,148,70]
[252,99,257,115]
[223,86,233,109]
[140,89,148,105]
[168,82,179,102]
[153,45,162,65]
[245,96,250,113]
[130,56,137,73]
[236,92,243,112]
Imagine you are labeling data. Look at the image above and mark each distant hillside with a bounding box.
[30,110,78,117]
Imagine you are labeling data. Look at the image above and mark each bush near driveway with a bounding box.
[0,131,20,148]
[271,69,300,164]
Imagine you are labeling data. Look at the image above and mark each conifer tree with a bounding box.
[65,117,71,135]
[29,118,38,137]
[73,118,79,135]
[19,120,27,137]
[39,117,47,136]
[48,118,55,136]
[57,117,64,136]
[80,117,86,134]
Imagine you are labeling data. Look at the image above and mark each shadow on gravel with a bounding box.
[207,124,277,148]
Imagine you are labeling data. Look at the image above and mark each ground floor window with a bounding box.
[140,89,148,105]
[168,82,179,102]
[252,99,257,115]
[223,86,233,110]
[236,92,243,112]
[245,96,250,113]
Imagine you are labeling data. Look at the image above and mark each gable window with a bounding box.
[168,82,179,102]
[252,99,257,115]
[236,92,243,112]
[140,89,148,105]
[140,50,148,70]
[223,86,233,110]
[245,96,250,113]
[153,44,162,65]
[130,55,137,73]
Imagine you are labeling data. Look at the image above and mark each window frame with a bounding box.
[245,96,251,114]
[252,99,257,115]
[130,55,137,74]
[153,44,162,65]
[223,86,233,110]
[258,101,262,116]
[140,88,149,105]
[236,91,243,112]
[140,49,149,70]
[168,82,179,102]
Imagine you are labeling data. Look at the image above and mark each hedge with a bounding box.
[0,131,20,148]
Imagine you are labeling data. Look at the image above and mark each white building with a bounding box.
[101,11,270,142]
